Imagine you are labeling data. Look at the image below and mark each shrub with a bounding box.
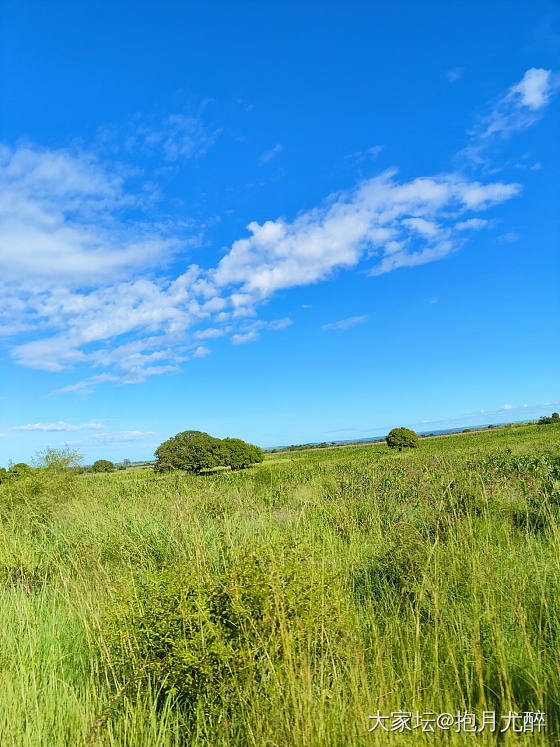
[102,545,349,710]
[92,459,115,472]
[386,427,419,451]
[7,462,33,479]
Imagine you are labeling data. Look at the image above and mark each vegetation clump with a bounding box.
[154,430,263,473]
[385,426,419,451]
[103,544,347,711]
[91,459,115,473]
[539,412,560,425]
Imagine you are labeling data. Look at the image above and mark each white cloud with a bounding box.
[231,317,292,344]
[2,70,541,385]
[3,164,520,380]
[232,329,259,345]
[195,327,228,339]
[213,170,520,294]
[461,67,558,162]
[10,420,105,432]
[259,144,283,166]
[503,404,513,410]
[192,345,211,358]
[0,144,176,288]
[323,316,368,331]
[512,68,553,109]
[455,218,489,230]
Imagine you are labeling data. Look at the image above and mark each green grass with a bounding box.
[1,424,559,745]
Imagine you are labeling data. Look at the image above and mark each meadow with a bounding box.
[0,424,559,745]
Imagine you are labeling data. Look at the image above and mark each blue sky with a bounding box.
[0,0,559,464]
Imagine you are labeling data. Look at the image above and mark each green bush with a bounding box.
[102,544,348,710]
[92,459,115,473]
[386,426,419,451]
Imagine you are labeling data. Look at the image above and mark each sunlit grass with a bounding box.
[0,424,559,744]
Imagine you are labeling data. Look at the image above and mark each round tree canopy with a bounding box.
[386,427,419,451]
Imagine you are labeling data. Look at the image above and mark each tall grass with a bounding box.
[0,424,559,745]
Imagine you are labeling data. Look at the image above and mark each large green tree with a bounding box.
[154,431,225,474]
[386,427,419,451]
[155,431,264,473]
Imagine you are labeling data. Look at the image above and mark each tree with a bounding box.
[92,459,115,472]
[222,438,264,469]
[34,446,82,472]
[154,431,264,473]
[538,412,560,425]
[386,427,419,451]
[154,431,225,474]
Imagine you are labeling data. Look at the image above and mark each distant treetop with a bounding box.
[538,412,560,425]
[386,427,419,451]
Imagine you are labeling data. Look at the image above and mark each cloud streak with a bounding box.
[323,316,368,331]
[10,420,105,432]
[460,67,558,163]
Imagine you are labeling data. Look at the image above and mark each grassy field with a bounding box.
[1,424,559,745]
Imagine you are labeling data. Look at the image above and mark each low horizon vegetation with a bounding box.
[0,420,559,744]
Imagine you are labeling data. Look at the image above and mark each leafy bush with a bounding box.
[8,462,33,478]
[386,427,419,451]
[92,459,115,472]
[154,431,264,473]
[102,544,348,710]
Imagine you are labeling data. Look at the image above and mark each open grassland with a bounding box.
[1,424,559,745]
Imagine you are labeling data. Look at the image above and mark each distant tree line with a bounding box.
[538,412,560,425]
[154,431,264,474]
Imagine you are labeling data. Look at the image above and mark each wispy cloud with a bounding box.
[10,420,105,432]
[232,317,292,345]
[259,143,283,166]
[346,144,385,163]
[49,373,120,396]
[460,67,558,163]
[99,110,221,163]
[66,429,156,446]
[498,231,519,243]
[455,218,489,231]
[323,316,368,331]
[446,67,464,83]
